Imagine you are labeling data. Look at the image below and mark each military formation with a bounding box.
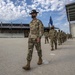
[44,26,71,49]
[23,9,72,71]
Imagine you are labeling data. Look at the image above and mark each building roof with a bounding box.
[0,23,59,30]
[0,23,30,29]
[66,2,75,21]
[0,23,49,30]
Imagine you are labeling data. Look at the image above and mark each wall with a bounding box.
[0,33,24,38]
[70,23,75,38]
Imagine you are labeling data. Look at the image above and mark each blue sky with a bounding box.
[0,0,75,33]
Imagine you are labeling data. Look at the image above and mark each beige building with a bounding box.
[0,22,49,38]
[70,23,75,38]
[66,2,75,38]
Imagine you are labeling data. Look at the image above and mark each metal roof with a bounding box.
[66,2,75,21]
[0,23,49,30]
[0,23,30,29]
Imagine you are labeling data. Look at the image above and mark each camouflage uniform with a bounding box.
[57,30,62,45]
[67,34,72,39]
[49,28,57,50]
[44,31,49,44]
[27,19,44,61]
[61,31,66,43]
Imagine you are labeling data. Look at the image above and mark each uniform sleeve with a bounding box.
[38,20,44,38]
[55,30,58,38]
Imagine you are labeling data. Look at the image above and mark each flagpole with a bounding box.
[48,16,50,30]
[48,23,50,29]
[48,10,52,29]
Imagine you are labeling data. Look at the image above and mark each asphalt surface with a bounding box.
[0,38,75,75]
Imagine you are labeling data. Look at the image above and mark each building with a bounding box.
[66,2,75,38]
[0,22,49,38]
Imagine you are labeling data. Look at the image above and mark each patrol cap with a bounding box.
[29,10,39,15]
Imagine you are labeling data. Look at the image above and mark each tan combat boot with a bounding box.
[22,61,31,70]
[37,57,42,65]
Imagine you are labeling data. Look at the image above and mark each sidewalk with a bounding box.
[0,38,75,75]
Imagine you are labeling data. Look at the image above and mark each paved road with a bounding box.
[0,38,75,75]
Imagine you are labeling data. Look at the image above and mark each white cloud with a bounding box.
[55,21,69,33]
[57,9,67,21]
[32,0,65,11]
[0,0,75,22]
[0,0,27,22]
[61,22,69,33]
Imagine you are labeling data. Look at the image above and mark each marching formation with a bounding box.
[22,9,72,71]
[44,26,70,51]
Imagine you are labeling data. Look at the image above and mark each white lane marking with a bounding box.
[35,51,37,53]
[50,53,55,56]
[43,60,49,64]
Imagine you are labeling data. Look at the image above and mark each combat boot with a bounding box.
[37,57,42,65]
[22,61,31,70]
[51,47,54,51]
